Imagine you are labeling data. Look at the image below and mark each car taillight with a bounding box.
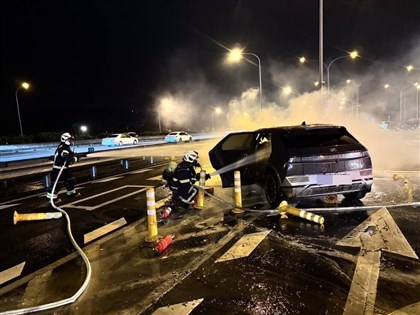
[360,169,372,176]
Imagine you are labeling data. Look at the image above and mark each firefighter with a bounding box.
[169,151,209,218]
[46,132,80,201]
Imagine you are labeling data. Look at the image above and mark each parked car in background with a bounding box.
[101,133,139,146]
[164,131,193,143]
[127,132,139,138]
[209,123,373,207]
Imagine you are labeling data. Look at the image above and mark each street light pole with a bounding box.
[15,82,30,137]
[158,108,162,133]
[326,51,358,94]
[416,85,420,119]
[227,49,263,110]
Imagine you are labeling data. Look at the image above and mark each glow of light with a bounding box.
[227,48,243,63]
[346,79,351,84]
[22,82,30,89]
[283,86,292,95]
[406,65,414,72]
[80,125,87,133]
[350,51,358,59]
[299,57,306,63]
[384,84,390,89]
[215,107,222,114]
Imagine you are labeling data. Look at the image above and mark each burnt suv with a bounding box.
[209,123,373,207]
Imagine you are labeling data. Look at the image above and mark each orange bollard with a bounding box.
[145,187,159,242]
[13,211,62,225]
[278,201,325,225]
[231,170,244,214]
[194,170,206,209]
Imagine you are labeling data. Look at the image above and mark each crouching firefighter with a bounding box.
[168,151,210,217]
[46,132,80,201]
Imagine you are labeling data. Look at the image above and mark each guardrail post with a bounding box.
[43,174,51,188]
[150,156,154,164]
[231,170,244,214]
[90,165,97,178]
[123,159,129,170]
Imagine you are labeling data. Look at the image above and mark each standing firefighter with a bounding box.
[168,151,209,218]
[46,132,80,201]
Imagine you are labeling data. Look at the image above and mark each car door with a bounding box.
[208,131,259,187]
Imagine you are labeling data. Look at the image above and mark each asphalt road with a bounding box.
[0,139,419,315]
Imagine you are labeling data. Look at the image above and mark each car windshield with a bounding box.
[280,130,359,149]
[168,132,177,136]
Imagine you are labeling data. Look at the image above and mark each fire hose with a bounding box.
[0,164,92,315]
[199,186,420,214]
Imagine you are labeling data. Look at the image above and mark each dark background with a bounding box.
[1,0,419,136]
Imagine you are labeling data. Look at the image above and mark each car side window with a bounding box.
[221,134,254,151]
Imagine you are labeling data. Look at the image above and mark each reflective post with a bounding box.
[231,170,244,214]
[195,170,206,209]
[145,187,159,242]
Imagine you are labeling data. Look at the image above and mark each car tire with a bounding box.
[264,171,284,208]
[178,138,183,142]
[118,141,123,146]
[133,139,138,145]
[189,137,192,142]
[343,191,367,200]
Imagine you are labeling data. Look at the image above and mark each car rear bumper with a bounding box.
[281,170,373,198]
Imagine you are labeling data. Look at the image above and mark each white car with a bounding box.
[164,131,193,143]
[101,133,139,146]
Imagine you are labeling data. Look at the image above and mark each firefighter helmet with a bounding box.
[61,132,74,143]
[183,151,198,163]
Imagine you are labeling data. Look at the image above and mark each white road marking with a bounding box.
[0,262,25,285]
[0,203,21,210]
[129,168,153,174]
[147,175,162,181]
[337,207,418,315]
[61,185,148,211]
[151,298,203,315]
[84,217,127,244]
[216,230,271,263]
[93,176,123,183]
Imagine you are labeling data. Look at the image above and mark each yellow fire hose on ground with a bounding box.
[0,164,92,315]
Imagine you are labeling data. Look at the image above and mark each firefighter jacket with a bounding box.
[52,142,76,170]
[169,160,197,194]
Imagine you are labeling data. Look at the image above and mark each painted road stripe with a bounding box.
[0,262,25,285]
[0,203,21,210]
[147,175,162,181]
[216,230,271,263]
[129,168,153,174]
[152,298,203,315]
[84,217,127,244]
[62,185,147,211]
[93,176,123,183]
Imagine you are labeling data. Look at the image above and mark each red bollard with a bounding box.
[153,235,175,256]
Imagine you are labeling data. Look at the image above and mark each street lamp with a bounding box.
[415,83,420,119]
[80,125,87,135]
[326,51,358,93]
[211,106,222,131]
[282,85,301,98]
[15,82,30,136]
[384,83,413,122]
[227,47,263,110]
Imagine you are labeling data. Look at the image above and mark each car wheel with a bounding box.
[264,171,284,208]
[133,139,138,145]
[178,138,183,142]
[118,141,123,146]
[189,137,192,142]
[343,191,367,200]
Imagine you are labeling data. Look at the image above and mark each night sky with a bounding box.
[1,0,419,136]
